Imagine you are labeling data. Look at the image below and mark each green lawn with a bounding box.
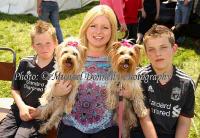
[0,1,200,137]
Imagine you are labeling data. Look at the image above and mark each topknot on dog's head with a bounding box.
[60,37,81,48]
[110,39,135,51]
[120,39,135,48]
[65,37,80,48]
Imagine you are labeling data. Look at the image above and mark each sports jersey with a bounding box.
[137,64,195,135]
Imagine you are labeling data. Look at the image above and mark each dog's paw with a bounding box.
[65,102,73,114]
[39,126,47,134]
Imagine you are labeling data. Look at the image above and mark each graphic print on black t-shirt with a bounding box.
[12,56,55,108]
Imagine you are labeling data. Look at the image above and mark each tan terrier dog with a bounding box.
[106,40,147,138]
[38,37,87,134]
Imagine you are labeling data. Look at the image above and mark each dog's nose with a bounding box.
[67,57,71,61]
[125,59,129,63]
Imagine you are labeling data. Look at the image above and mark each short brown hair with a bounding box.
[143,24,175,49]
[30,20,58,45]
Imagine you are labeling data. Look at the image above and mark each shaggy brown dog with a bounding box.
[106,41,147,138]
[38,38,86,134]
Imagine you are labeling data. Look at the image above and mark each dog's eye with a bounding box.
[63,51,68,54]
[119,52,124,55]
[73,52,77,56]
[129,52,133,56]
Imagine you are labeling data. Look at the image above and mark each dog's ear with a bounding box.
[108,42,121,57]
[112,42,121,50]
[55,44,60,59]
[134,44,142,66]
[134,44,142,55]
[55,42,64,61]
[78,45,87,64]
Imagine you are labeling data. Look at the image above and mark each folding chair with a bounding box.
[0,47,16,81]
[0,47,16,121]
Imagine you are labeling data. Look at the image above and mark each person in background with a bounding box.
[175,0,193,24]
[100,0,127,32]
[37,0,63,44]
[174,0,193,43]
[136,0,160,44]
[123,0,143,43]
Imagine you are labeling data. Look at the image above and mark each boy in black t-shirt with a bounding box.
[132,24,195,138]
[0,20,57,138]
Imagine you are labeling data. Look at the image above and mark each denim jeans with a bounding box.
[39,1,63,44]
[175,0,193,24]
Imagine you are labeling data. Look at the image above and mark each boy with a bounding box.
[134,24,195,138]
[0,20,57,138]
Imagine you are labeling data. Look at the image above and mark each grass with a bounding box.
[0,1,200,137]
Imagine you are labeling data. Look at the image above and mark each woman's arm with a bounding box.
[100,0,127,31]
[37,0,42,16]
[155,0,160,20]
[53,80,72,97]
[141,0,147,18]
[112,0,127,31]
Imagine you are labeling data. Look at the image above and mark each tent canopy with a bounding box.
[0,0,94,16]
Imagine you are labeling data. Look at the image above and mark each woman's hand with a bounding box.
[155,13,159,21]
[53,80,72,97]
[119,88,131,99]
[30,107,42,119]
[141,9,147,18]
[184,0,189,6]
[120,23,127,32]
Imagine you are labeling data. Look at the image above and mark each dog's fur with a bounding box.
[106,41,147,138]
[38,38,87,134]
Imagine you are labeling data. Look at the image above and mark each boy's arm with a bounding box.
[175,115,191,138]
[155,0,160,20]
[139,109,158,138]
[37,0,42,16]
[175,79,195,138]
[11,90,36,121]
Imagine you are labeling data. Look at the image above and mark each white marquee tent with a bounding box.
[0,0,95,16]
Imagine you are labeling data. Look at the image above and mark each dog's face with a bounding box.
[55,39,87,74]
[109,41,140,75]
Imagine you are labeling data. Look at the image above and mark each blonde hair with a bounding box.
[30,20,58,45]
[79,5,118,54]
[143,24,175,49]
